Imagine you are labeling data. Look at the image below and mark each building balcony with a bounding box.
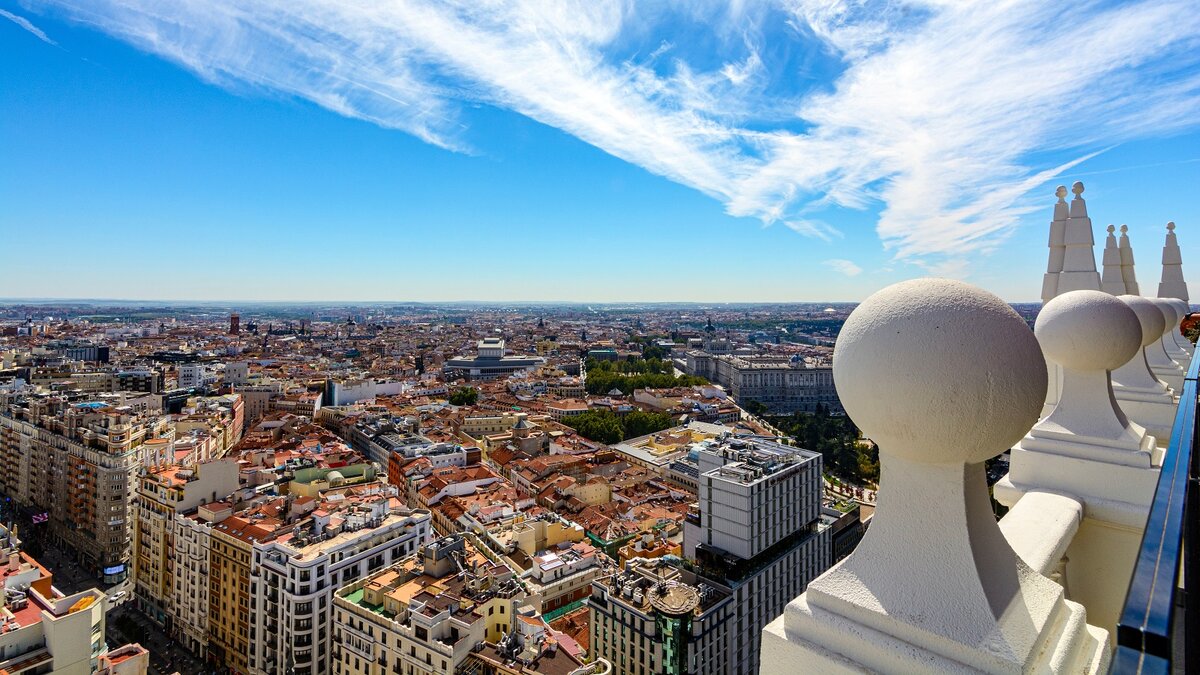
[759,269,1197,675]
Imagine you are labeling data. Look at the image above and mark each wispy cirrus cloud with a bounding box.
[22,0,1200,269]
[1,8,56,45]
[823,259,862,277]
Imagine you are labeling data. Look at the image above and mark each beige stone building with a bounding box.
[332,534,523,675]
[0,393,173,583]
[132,459,240,628]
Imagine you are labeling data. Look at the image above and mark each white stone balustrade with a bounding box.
[761,278,1109,674]
[1166,297,1194,358]
[1146,298,1185,391]
[995,290,1162,636]
[1111,294,1178,444]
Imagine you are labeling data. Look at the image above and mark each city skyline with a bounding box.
[3,0,1200,304]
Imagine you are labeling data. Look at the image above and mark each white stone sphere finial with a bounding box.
[834,278,1046,465]
[1167,221,1175,231]
[1071,181,1085,197]
[1120,224,1128,234]
[1036,291,1141,372]
[1152,297,1180,329]
[1055,185,1068,201]
[1118,295,1166,348]
[1107,224,1115,234]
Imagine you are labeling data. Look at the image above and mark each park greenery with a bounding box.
[763,405,879,484]
[583,357,707,395]
[448,386,479,406]
[562,409,676,445]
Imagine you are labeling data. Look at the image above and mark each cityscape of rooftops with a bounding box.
[2,2,1199,675]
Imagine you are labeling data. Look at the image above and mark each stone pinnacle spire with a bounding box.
[1118,225,1140,295]
[1056,182,1101,295]
[1157,221,1189,302]
[1100,225,1125,295]
[1041,185,1070,303]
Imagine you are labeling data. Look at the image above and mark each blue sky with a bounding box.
[2,0,1198,303]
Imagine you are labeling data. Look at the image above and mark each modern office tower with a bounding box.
[682,435,831,675]
[589,557,734,675]
[230,313,240,335]
[249,500,432,675]
[332,533,524,675]
[0,393,174,583]
[132,459,240,628]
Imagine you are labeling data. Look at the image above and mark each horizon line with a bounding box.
[0,295,1048,306]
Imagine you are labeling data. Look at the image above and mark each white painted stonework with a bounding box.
[1157,221,1189,302]
[996,291,1158,635]
[996,290,1158,531]
[1161,299,1192,361]
[1117,225,1140,295]
[1167,298,1194,357]
[1111,294,1178,444]
[1146,298,1185,391]
[1058,183,1102,294]
[1041,186,1069,304]
[761,279,1109,674]
[1099,225,1125,296]
[1041,183,1100,418]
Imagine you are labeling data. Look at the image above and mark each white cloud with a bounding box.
[1,9,56,45]
[823,258,862,277]
[26,0,1200,269]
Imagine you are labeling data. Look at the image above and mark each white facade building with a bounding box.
[248,503,431,675]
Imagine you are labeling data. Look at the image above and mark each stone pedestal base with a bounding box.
[1149,364,1184,392]
[761,578,1110,674]
[1112,393,1177,447]
[999,425,1158,528]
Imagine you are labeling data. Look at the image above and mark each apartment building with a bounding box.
[171,393,245,458]
[177,363,211,390]
[0,537,146,675]
[171,504,220,659]
[132,459,240,627]
[0,393,174,583]
[249,500,432,675]
[504,515,609,615]
[332,534,524,675]
[588,558,733,675]
[208,508,264,675]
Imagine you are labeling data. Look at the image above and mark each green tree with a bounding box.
[622,410,675,438]
[743,399,768,417]
[584,358,707,395]
[448,386,478,406]
[563,409,625,444]
[768,410,874,484]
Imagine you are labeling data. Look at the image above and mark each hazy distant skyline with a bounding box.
[2,1,1199,303]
